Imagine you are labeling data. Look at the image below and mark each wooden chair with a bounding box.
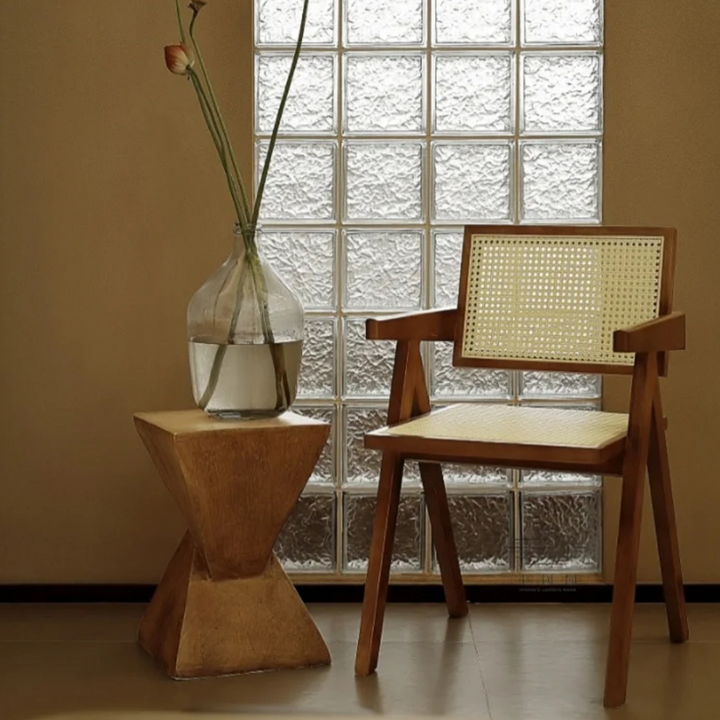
[354,225,688,708]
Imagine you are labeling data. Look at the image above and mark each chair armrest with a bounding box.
[366,308,457,341]
[613,312,686,353]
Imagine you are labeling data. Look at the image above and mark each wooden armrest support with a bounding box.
[613,312,686,353]
[366,308,457,341]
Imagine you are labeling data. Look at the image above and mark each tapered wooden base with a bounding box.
[134,410,331,678]
[139,532,330,678]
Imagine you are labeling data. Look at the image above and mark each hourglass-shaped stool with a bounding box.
[134,409,331,678]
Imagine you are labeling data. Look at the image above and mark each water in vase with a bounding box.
[189,338,302,419]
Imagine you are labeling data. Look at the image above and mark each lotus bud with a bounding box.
[164,44,195,75]
[189,1,207,11]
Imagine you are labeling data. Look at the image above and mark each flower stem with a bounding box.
[252,0,310,230]
[189,10,253,227]
[174,0,187,44]
[188,70,223,168]
[198,257,249,409]
[188,69,247,230]
[246,248,292,409]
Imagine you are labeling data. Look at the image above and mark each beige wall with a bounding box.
[602,0,720,582]
[0,1,253,582]
[0,0,719,584]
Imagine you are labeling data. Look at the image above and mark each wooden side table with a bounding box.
[133,410,331,678]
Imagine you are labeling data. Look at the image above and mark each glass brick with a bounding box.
[521,469,601,487]
[294,406,336,485]
[259,230,335,311]
[523,0,602,45]
[257,0,336,46]
[433,142,512,222]
[344,406,387,484]
[345,54,424,134]
[522,53,602,134]
[344,230,423,310]
[434,54,513,134]
[256,54,335,134]
[433,231,463,307]
[298,318,335,398]
[434,0,513,45]
[343,319,395,398]
[523,400,600,412]
[345,0,424,45]
[521,491,601,571]
[345,142,424,221]
[344,493,423,572]
[257,141,336,221]
[520,371,601,398]
[434,494,512,571]
[344,407,421,484]
[520,141,600,222]
[432,343,512,398]
[275,494,335,571]
[440,464,511,486]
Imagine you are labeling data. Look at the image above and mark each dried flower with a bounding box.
[164,44,195,75]
[189,0,207,11]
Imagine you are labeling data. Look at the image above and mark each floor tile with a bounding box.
[0,603,144,643]
[468,602,720,645]
[0,603,717,720]
[0,640,489,720]
[480,639,720,720]
[309,602,474,644]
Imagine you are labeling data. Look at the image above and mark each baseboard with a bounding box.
[1,583,719,603]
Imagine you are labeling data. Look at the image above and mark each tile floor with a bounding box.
[1,603,719,720]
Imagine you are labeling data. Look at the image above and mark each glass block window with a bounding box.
[256,0,603,580]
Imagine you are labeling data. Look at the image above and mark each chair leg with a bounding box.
[419,463,468,618]
[355,451,404,676]
[648,395,689,643]
[604,351,658,708]
[604,462,646,708]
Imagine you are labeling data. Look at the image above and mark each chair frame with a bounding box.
[354,225,688,708]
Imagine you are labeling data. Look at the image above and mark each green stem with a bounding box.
[198,258,250,409]
[174,0,187,44]
[229,235,291,409]
[189,10,253,226]
[188,69,222,161]
[246,248,275,343]
[229,240,256,339]
[247,249,292,409]
[222,233,269,349]
[188,70,247,230]
[252,0,310,229]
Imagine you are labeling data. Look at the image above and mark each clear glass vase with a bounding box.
[187,226,304,419]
